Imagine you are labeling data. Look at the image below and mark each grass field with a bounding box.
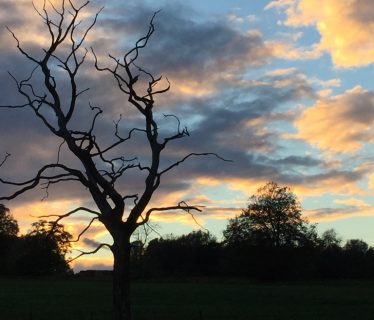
[1,277,374,319]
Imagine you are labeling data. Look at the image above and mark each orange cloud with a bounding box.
[306,198,374,222]
[266,0,374,68]
[334,198,370,208]
[170,78,216,98]
[12,199,82,234]
[71,255,113,272]
[268,40,321,61]
[290,86,374,153]
[179,176,369,222]
[294,176,365,198]
[1,1,93,46]
[368,174,374,190]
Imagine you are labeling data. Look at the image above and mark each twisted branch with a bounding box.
[68,243,112,263]
[137,201,203,227]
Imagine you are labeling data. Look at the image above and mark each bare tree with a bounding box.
[0,2,225,319]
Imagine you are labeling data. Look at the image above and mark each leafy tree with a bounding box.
[344,239,369,254]
[178,230,218,247]
[0,204,18,273]
[144,231,220,277]
[224,181,316,248]
[129,223,159,278]
[0,204,18,237]
[28,220,72,256]
[319,228,342,249]
[0,2,222,319]
[7,220,72,275]
[223,214,254,245]
[343,239,370,278]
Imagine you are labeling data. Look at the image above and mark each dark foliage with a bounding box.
[6,232,71,275]
[0,213,72,276]
[0,204,19,273]
[126,180,374,282]
[143,231,221,277]
[224,181,318,248]
[135,230,374,281]
[131,182,374,282]
[0,204,18,237]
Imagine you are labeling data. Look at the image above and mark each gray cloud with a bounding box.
[341,91,374,124]
[269,155,323,167]
[91,1,272,96]
[350,0,374,23]
[82,238,110,249]
[1,0,365,222]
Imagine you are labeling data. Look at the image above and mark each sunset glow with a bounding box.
[0,0,373,270]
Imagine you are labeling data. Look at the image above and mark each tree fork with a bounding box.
[0,2,225,320]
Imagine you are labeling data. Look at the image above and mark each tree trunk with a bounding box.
[112,236,132,320]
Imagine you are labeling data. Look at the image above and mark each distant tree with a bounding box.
[315,230,344,279]
[144,231,220,276]
[344,239,369,254]
[319,228,342,249]
[224,181,317,248]
[130,223,158,278]
[27,220,72,256]
[0,204,18,273]
[178,230,218,247]
[223,214,254,246]
[343,239,370,278]
[7,220,72,275]
[0,204,18,237]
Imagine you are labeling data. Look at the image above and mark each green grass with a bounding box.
[2,277,374,319]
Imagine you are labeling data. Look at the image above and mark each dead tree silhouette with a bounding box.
[0,1,227,319]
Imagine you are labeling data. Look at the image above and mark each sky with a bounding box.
[0,0,373,270]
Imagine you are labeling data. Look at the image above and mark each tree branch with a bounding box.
[0,153,10,167]
[0,163,88,201]
[137,201,203,227]
[159,152,232,176]
[37,206,100,221]
[67,243,111,263]
[70,217,99,243]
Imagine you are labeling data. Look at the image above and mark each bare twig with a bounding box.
[67,243,111,263]
[0,153,10,167]
[138,201,203,227]
[159,153,232,176]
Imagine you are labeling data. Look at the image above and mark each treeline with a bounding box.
[131,182,374,281]
[2,181,374,281]
[132,229,374,281]
[0,204,71,276]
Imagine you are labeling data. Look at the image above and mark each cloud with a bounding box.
[10,199,82,234]
[0,0,330,217]
[72,257,113,272]
[82,238,110,249]
[334,198,371,208]
[268,41,322,61]
[265,0,295,10]
[2,0,373,269]
[306,197,374,222]
[272,155,323,167]
[291,86,374,153]
[294,168,367,197]
[266,0,374,68]
[227,14,258,24]
[306,207,357,222]
[91,5,273,101]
